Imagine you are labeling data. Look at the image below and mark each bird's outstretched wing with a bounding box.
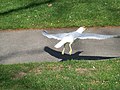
[78,33,119,40]
[42,30,68,40]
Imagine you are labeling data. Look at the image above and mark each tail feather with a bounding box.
[114,35,120,38]
[54,40,66,48]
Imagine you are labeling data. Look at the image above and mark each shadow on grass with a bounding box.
[44,46,117,61]
[0,0,55,15]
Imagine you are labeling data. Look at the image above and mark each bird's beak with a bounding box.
[82,26,88,30]
[83,26,85,28]
[82,26,87,30]
[83,27,87,30]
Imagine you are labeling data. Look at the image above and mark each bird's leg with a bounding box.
[62,43,66,55]
[69,43,72,55]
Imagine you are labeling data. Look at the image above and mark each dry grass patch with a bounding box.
[13,71,27,80]
[75,67,96,75]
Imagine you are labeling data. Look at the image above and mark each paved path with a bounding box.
[0,27,120,64]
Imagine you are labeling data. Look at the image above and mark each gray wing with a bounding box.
[77,33,118,40]
[42,30,68,40]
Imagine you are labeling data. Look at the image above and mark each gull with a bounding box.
[42,27,119,55]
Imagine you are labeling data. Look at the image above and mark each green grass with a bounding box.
[0,1,120,89]
[0,59,120,90]
[0,0,120,30]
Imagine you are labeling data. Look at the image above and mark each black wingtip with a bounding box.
[42,30,48,35]
[114,35,120,38]
[43,30,48,33]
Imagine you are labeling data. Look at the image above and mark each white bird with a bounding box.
[42,27,119,55]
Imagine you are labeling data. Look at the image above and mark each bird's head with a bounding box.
[76,26,87,33]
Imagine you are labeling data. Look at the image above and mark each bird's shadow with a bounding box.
[44,46,116,61]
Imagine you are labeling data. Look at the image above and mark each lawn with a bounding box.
[0,59,120,90]
[0,0,120,90]
[0,0,120,30]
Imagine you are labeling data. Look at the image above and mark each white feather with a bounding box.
[54,36,74,48]
[54,40,66,48]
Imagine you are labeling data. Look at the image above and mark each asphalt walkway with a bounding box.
[0,27,120,64]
